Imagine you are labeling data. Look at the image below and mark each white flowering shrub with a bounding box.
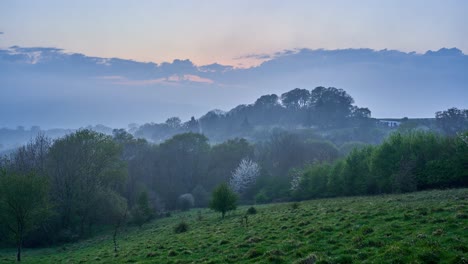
[290,169,302,191]
[229,158,260,193]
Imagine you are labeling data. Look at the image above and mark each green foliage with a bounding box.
[173,221,189,234]
[246,206,257,215]
[47,129,126,236]
[295,131,468,200]
[156,132,210,209]
[339,141,368,156]
[0,171,51,261]
[132,191,153,227]
[254,188,270,204]
[291,202,300,210]
[209,183,237,218]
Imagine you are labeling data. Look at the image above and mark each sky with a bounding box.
[1,0,467,67]
[0,0,467,130]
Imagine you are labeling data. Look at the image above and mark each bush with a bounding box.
[174,221,189,233]
[291,202,300,210]
[177,193,195,211]
[247,206,257,215]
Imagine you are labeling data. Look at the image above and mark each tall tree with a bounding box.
[281,88,310,109]
[47,129,126,235]
[309,86,355,128]
[0,171,51,262]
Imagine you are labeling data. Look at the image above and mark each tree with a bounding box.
[132,191,153,227]
[9,134,51,175]
[184,116,200,133]
[209,183,237,218]
[99,190,128,252]
[229,158,260,194]
[207,138,253,190]
[280,88,310,109]
[47,129,126,236]
[0,171,51,262]
[309,86,355,128]
[435,107,468,136]
[254,94,280,108]
[157,133,210,208]
[165,117,182,129]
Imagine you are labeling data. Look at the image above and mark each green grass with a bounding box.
[1,189,467,263]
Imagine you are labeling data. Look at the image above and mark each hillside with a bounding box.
[1,189,466,263]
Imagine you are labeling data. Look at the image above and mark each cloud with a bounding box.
[234,53,272,60]
[99,74,214,86]
[0,32,3,35]
[95,75,126,80]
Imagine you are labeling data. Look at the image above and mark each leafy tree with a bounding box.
[207,138,253,189]
[132,191,153,227]
[184,116,200,133]
[435,107,468,136]
[47,129,126,235]
[157,133,210,208]
[99,190,128,252]
[209,183,237,218]
[280,88,310,109]
[309,86,355,128]
[165,117,182,129]
[0,171,51,262]
[254,94,280,108]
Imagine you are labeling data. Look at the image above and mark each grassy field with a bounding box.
[1,189,467,263]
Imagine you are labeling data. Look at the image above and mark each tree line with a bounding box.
[134,87,377,144]
[292,131,468,200]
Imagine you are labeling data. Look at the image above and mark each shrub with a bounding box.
[247,206,257,215]
[177,193,195,211]
[291,202,300,210]
[174,221,189,233]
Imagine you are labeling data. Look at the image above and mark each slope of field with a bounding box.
[1,189,467,263]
